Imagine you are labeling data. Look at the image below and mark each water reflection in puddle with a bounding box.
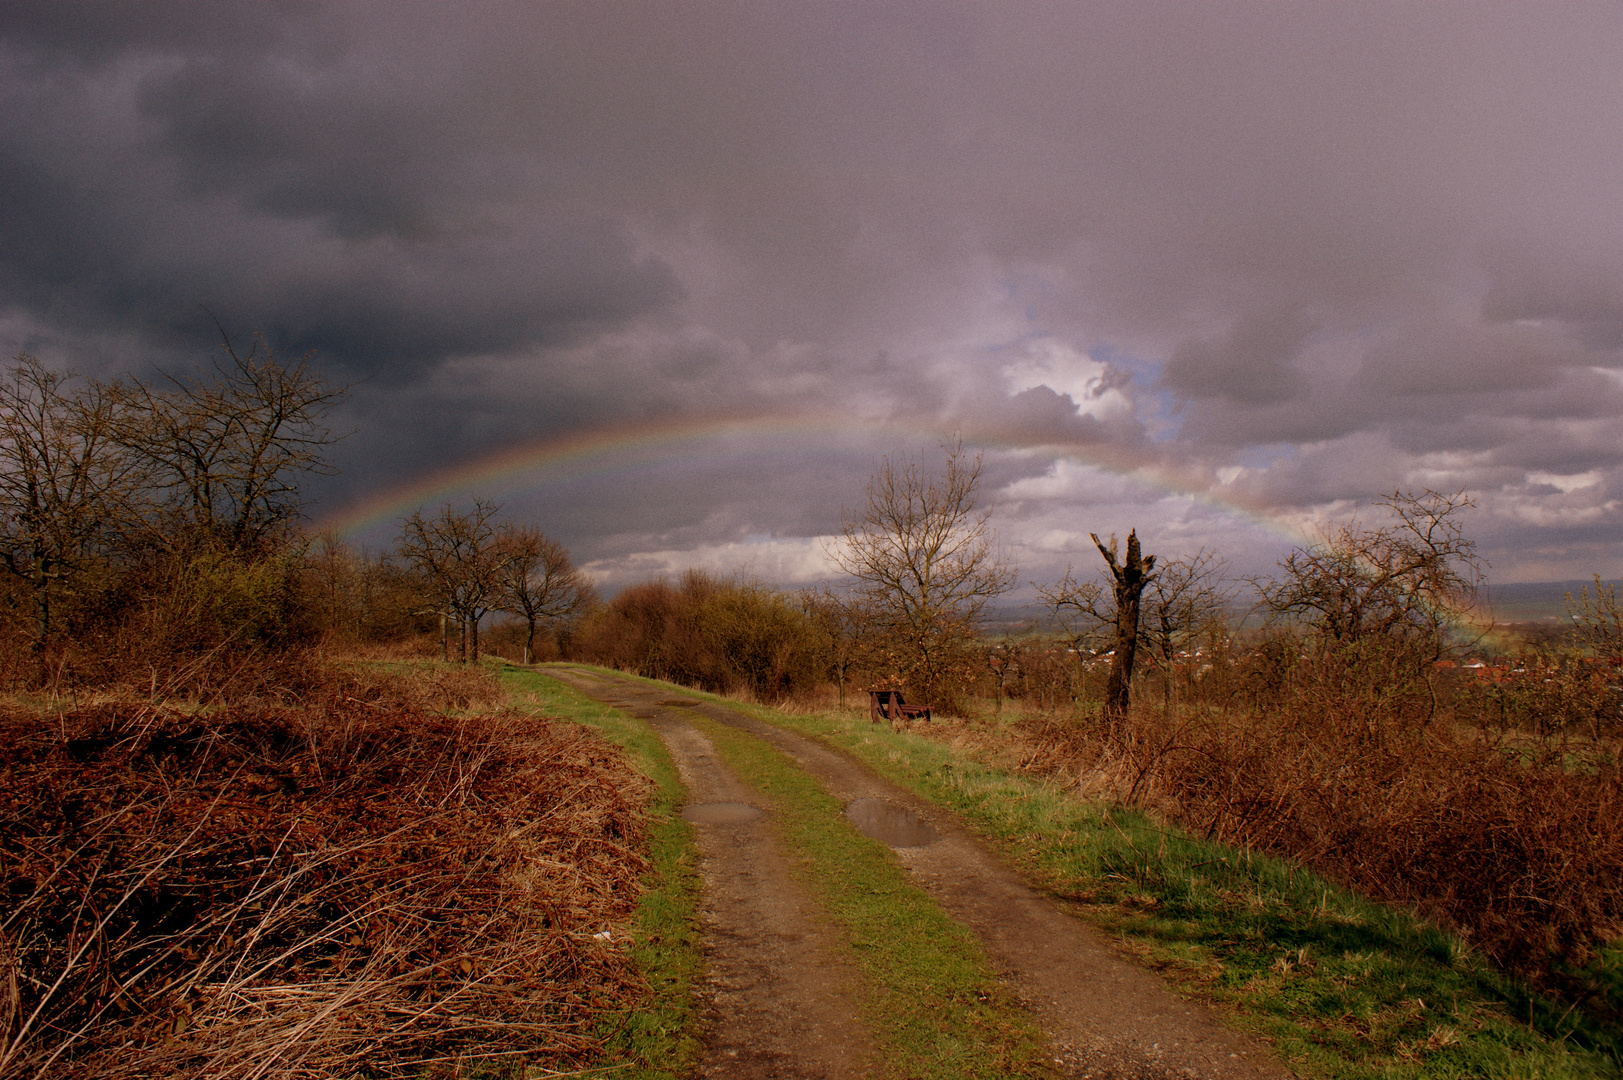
[681,802,764,825]
[845,798,939,848]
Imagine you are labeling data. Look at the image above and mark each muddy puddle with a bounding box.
[682,802,766,825]
[845,798,939,847]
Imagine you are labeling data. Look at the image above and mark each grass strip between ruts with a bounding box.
[711,697,1623,1080]
[501,666,704,1080]
[682,710,1054,1079]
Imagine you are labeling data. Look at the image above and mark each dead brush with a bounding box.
[0,687,651,1079]
[1153,710,1623,978]
[104,644,508,715]
[1007,700,1623,1008]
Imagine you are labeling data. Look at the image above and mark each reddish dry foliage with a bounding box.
[0,672,651,1079]
[1015,710,1623,996]
[1158,719,1623,971]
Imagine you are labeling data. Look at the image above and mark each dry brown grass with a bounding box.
[997,701,1623,1004]
[0,662,651,1079]
[25,635,510,718]
[1149,713,1622,972]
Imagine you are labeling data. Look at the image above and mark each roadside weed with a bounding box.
[503,667,704,1080]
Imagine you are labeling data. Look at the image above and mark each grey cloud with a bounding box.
[138,59,431,240]
[1481,255,1623,353]
[1161,311,1313,404]
[1352,321,1576,397]
[1165,393,1360,451]
[5,3,1623,581]
[946,385,1141,452]
[0,1,316,63]
[0,95,680,379]
[0,9,683,380]
[1223,433,1409,510]
[1480,421,1623,478]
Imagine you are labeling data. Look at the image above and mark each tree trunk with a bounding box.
[32,552,49,686]
[31,559,48,656]
[1093,530,1156,736]
[26,481,49,664]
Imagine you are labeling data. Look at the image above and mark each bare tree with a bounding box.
[984,632,1031,717]
[1256,490,1481,657]
[1037,570,1108,655]
[1567,576,1623,659]
[397,500,508,663]
[113,331,345,556]
[1094,531,1157,722]
[303,532,436,644]
[1036,529,1158,726]
[800,586,872,707]
[829,440,1014,702]
[494,525,591,664]
[1251,491,1484,726]
[1140,548,1232,706]
[1040,540,1227,717]
[0,355,144,666]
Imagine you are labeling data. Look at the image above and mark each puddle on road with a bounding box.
[682,802,765,825]
[657,699,702,708]
[845,798,939,848]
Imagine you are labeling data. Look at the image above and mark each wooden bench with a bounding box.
[868,688,931,723]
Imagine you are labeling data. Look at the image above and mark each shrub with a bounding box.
[0,669,649,1079]
[572,571,824,700]
[1151,705,1623,985]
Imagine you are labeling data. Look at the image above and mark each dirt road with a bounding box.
[547,667,1289,1080]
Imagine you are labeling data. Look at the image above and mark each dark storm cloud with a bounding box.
[0,5,682,378]
[3,2,1623,581]
[1161,312,1312,404]
[977,387,1114,444]
[1481,254,1623,353]
[0,1,313,61]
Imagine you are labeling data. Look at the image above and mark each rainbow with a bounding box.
[315,409,1511,638]
[313,408,1286,543]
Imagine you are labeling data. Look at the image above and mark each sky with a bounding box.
[2,2,1621,599]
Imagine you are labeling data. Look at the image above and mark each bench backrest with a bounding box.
[868,688,907,721]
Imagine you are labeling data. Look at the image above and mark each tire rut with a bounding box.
[552,667,876,1080]
[550,667,1291,1080]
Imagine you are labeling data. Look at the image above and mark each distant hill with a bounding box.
[979,580,1621,631]
[979,603,1054,633]
[1481,580,1620,623]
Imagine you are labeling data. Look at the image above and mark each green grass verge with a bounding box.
[684,711,1053,1079]
[713,697,1623,1080]
[500,665,704,1080]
